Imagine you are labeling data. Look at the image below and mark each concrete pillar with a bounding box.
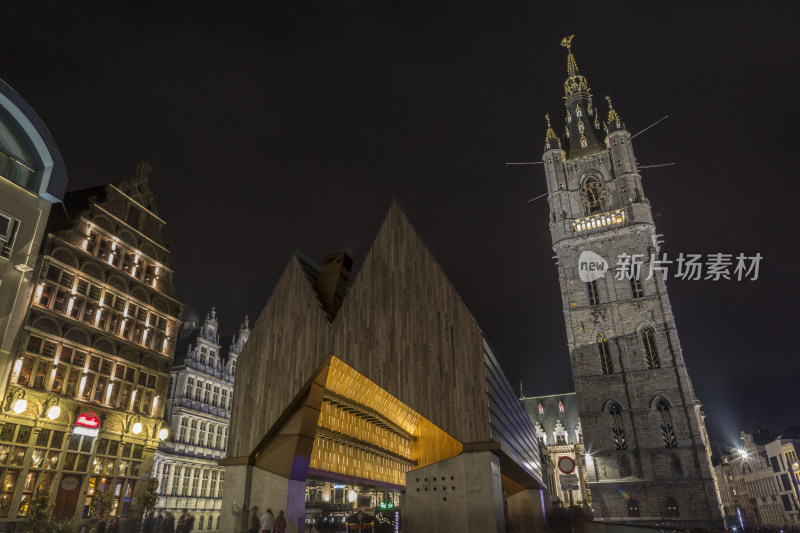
[220,463,307,533]
[404,451,506,533]
[507,488,547,532]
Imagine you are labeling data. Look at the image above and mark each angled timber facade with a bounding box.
[222,201,545,533]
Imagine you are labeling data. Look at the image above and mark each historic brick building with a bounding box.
[538,36,721,525]
[0,162,182,528]
[151,308,247,531]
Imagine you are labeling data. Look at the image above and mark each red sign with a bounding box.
[557,456,576,474]
[76,412,100,428]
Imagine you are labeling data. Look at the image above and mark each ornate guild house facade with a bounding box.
[521,392,590,509]
[0,162,183,528]
[538,37,721,525]
[151,308,247,531]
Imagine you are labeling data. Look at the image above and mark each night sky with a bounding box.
[4,3,797,445]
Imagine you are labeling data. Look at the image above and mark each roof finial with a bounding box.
[606,95,624,132]
[544,114,561,151]
[561,35,579,77]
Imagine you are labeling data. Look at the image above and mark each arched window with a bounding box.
[597,334,613,374]
[665,497,680,517]
[581,176,607,215]
[641,326,660,368]
[627,497,640,517]
[609,402,627,450]
[656,398,677,448]
[198,516,205,530]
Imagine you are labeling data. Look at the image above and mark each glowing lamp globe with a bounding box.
[158,428,168,440]
[132,422,143,435]
[12,399,27,414]
[47,405,61,420]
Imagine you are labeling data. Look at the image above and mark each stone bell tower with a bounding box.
[539,35,721,526]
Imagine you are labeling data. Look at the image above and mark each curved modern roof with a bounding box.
[0,78,67,201]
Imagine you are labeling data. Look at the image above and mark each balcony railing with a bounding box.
[571,208,627,233]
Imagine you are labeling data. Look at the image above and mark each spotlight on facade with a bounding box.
[158,428,168,441]
[348,490,357,503]
[737,449,749,458]
[47,405,61,420]
[132,422,143,435]
[12,399,27,414]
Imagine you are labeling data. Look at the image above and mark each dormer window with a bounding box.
[567,114,572,123]
[576,106,582,117]
[558,401,564,412]
[538,403,544,414]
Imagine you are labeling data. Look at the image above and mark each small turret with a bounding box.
[606,95,625,133]
[544,114,561,151]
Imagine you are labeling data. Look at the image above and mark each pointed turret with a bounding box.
[544,114,561,151]
[605,95,626,133]
[557,35,606,159]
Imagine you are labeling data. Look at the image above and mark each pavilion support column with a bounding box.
[220,462,308,533]
[404,450,506,533]
[507,487,548,532]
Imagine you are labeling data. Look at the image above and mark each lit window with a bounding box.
[609,402,627,450]
[627,497,640,517]
[665,497,680,517]
[656,398,677,448]
[587,280,599,306]
[597,334,613,375]
[641,326,660,368]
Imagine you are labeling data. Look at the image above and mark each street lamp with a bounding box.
[124,414,142,435]
[40,396,61,420]
[3,387,26,414]
[153,420,169,441]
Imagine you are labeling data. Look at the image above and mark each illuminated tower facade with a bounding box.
[540,36,720,526]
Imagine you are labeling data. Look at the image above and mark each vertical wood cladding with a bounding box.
[229,202,498,460]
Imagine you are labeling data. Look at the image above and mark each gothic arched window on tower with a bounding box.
[665,497,680,517]
[597,334,613,374]
[587,280,600,306]
[627,498,640,517]
[609,402,627,450]
[629,264,644,298]
[657,399,677,448]
[641,326,660,368]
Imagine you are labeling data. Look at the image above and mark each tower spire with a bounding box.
[561,35,579,77]
[555,35,605,159]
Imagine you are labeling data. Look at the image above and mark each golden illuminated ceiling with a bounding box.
[309,356,462,487]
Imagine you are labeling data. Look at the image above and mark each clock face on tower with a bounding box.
[580,179,608,208]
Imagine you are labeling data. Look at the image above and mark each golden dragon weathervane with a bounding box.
[560,35,574,51]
